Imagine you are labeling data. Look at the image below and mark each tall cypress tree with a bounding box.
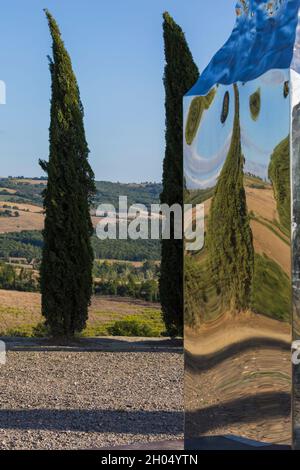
[160,12,199,336]
[39,10,96,337]
[207,84,254,312]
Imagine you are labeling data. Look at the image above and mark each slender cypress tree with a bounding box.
[207,84,254,312]
[39,10,96,337]
[160,12,199,336]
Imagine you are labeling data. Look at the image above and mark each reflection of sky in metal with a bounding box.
[184,69,290,190]
[240,69,290,179]
[184,0,300,191]
[292,9,300,71]
[187,0,300,97]
[184,86,233,189]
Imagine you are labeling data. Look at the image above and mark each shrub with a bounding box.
[32,322,51,337]
[107,319,156,337]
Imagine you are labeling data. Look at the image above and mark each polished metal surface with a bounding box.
[291,69,300,449]
[184,70,292,446]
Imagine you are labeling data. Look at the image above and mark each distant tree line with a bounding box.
[0,258,159,301]
[0,178,162,210]
[0,262,38,292]
[93,260,160,302]
[0,230,161,262]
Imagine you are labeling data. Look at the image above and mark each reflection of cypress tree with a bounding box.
[268,136,290,233]
[207,84,254,311]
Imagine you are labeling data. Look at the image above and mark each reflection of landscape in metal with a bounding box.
[183,0,300,446]
[291,69,300,449]
[184,69,290,190]
[184,75,292,442]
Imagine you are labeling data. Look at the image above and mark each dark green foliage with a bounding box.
[185,88,216,145]
[95,279,159,301]
[0,231,42,260]
[268,136,291,233]
[0,231,160,263]
[93,260,159,280]
[0,262,38,292]
[284,81,289,98]
[184,255,205,327]
[39,10,96,337]
[251,253,291,322]
[92,236,160,261]
[93,260,160,301]
[160,12,199,336]
[93,181,161,209]
[107,319,156,337]
[0,209,19,217]
[220,91,230,124]
[207,84,254,312]
[249,87,261,121]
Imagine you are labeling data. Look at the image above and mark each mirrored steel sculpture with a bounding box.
[184,0,300,449]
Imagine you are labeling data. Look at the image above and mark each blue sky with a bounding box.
[0,0,236,182]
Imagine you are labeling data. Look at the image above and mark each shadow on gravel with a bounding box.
[0,409,183,434]
[1,337,183,354]
[186,391,290,436]
[186,337,290,373]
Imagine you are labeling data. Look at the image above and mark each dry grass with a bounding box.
[0,201,44,233]
[245,186,279,223]
[245,185,291,276]
[0,289,163,337]
[250,219,290,275]
[0,202,43,213]
[0,211,44,233]
[0,188,17,194]
[0,213,129,234]
[11,179,47,185]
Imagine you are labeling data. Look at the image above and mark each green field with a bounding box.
[0,292,165,338]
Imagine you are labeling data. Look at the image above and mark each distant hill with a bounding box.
[0,230,161,262]
[0,178,162,262]
[244,160,268,181]
[94,181,162,209]
[0,178,162,209]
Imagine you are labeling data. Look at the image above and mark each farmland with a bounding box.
[0,178,161,261]
[0,289,165,337]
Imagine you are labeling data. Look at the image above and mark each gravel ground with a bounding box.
[0,338,183,449]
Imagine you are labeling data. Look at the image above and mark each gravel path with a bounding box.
[0,338,183,449]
